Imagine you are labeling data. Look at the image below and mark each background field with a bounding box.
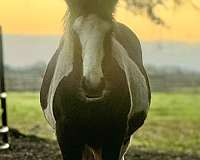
[5,91,200,156]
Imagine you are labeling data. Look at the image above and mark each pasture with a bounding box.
[0,91,199,159]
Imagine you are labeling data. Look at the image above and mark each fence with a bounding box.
[0,26,9,150]
[4,70,200,92]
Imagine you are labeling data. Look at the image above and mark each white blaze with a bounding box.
[73,15,111,88]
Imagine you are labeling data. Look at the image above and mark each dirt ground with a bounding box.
[0,129,200,160]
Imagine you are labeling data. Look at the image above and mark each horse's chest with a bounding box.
[53,74,130,127]
[51,54,131,130]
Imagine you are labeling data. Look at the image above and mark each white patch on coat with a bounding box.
[112,37,149,116]
[44,27,74,129]
[73,14,112,89]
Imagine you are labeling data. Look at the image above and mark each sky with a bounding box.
[0,0,200,43]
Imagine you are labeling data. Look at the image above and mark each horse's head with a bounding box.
[73,14,112,102]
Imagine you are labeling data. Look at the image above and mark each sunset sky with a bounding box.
[0,0,200,43]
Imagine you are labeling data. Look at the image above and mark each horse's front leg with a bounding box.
[56,120,84,160]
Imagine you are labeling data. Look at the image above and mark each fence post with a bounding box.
[0,26,9,150]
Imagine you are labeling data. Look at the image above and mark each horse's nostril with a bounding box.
[81,77,105,98]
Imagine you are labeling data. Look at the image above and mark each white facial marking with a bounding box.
[73,14,111,89]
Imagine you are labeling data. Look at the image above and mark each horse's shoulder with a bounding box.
[114,22,143,65]
[114,22,151,102]
[40,48,60,110]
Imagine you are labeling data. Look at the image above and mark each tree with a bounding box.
[124,0,200,25]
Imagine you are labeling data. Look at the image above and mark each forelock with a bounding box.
[65,0,118,20]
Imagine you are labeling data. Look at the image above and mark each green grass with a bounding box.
[133,93,200,155]
[4,92,200,155]
[6,92,55,140]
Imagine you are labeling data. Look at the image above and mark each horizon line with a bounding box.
[3,33,200,44]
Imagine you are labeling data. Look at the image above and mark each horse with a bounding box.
[40,0,151,160]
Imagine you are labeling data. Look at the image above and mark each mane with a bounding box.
[65,0,118,21]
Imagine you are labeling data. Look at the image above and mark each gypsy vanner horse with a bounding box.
[40,0,151,160]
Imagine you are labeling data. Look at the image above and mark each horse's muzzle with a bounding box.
[79,77,109,102]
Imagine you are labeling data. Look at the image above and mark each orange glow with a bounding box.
[0,0,200,42]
